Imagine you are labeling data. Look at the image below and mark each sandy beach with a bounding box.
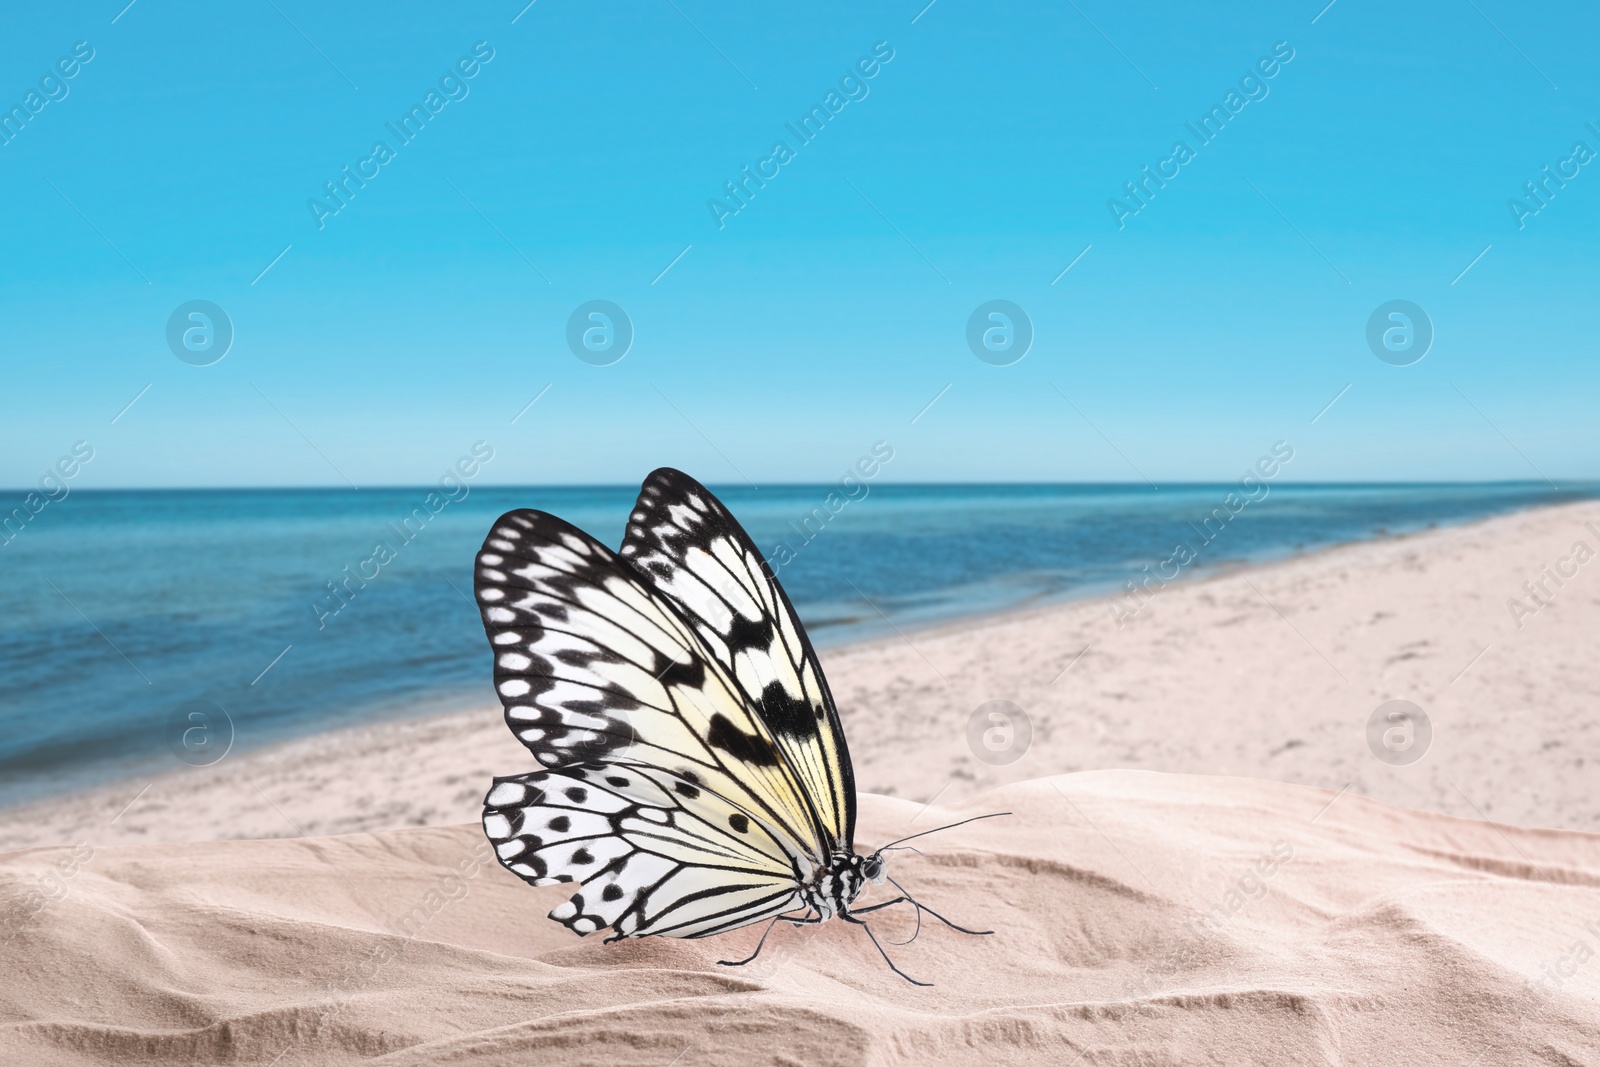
[3,499,1599,1064]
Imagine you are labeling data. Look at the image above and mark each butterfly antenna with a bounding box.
[846,915,931,987]
[886,875,993,936]
[874,811,1012,852]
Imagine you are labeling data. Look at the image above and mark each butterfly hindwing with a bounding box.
[474,509,829,863]
[619,468,857,851]
[483,767,806,939]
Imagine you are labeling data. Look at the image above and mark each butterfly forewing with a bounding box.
[619,468,857,852]
[475,507,832,869]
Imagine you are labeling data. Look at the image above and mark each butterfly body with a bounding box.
[805,849,885,922]
[475,468,991,983]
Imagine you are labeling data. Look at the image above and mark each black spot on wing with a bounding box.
[725,612,773,653]
[757,680,818,741]
[655,654,708,691]
[729,813,750,834]
[705,713,780,767]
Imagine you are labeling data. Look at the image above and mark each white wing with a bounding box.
[474,508,834,865]
[620,468,857,850]
[483,765,808,939]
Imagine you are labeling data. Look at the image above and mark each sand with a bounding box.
[4,774,1599,1065]
[4,499,1600,1063]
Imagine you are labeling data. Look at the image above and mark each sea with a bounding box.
[0,481,1593,808]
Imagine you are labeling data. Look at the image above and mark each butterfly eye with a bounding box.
[863,856,885,884]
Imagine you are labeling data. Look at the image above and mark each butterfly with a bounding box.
[473,467,1001,984]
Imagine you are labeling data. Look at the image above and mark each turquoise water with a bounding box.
[0,481,1592,806]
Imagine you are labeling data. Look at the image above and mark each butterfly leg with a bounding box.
[717,908,817,968]
[842,913,931,987]
[849,896,911,915]
[847,896,922,945]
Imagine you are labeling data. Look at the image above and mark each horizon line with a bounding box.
[6,478,1597,494]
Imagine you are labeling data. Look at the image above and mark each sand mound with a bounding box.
[4,771,1598,1065]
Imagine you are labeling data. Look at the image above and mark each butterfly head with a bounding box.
[861,852,887,885]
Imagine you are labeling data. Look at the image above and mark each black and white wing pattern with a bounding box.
[619,468,857,850]
[483,765,807,940]
[474,495,850,939]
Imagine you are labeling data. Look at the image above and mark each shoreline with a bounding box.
[811,504,1484,657]
[803,506,1550,653]
[0,492,1473,814]
[4,495,1599,851]
[0,498,1458,808]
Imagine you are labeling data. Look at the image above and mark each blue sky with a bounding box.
[2,0,1597,488]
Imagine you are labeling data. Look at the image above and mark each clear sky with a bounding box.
[2,0,1596,489]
